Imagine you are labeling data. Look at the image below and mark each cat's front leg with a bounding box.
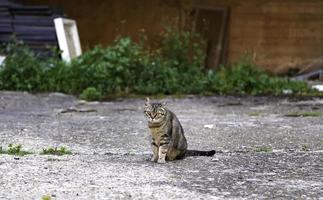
[151,141,158,162]
[157,135,169,164]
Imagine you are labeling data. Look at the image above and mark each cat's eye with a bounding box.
[158,110,165,115]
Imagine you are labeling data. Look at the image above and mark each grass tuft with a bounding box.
[0,146,4,154]
[301,144,310,151]
[284,111,321,117]
[41,147,72,156]
[41,195,52,200]
[254,146,273,153]
[248,112,260,117]
[0,144,33,156]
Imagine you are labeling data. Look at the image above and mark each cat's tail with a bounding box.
[186,150,216,157]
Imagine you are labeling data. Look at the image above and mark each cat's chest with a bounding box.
[149,126,166,140]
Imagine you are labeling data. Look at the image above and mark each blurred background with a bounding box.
[0,0,322,98]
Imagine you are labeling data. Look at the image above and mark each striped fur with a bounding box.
[144,98,215,163]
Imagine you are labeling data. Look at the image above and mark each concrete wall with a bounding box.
[24,0,323,73]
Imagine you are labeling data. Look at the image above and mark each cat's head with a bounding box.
[144,97,167,123]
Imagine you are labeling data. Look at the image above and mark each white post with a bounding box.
[54,18,82,62]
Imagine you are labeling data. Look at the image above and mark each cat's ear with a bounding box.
[145,97,151,106]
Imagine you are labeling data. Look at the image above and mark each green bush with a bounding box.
[0,29,313,97]
[65,30,208,95]
[0,41,68,92]
[44,52,71,93]
[80,87,102,101]
[134,28,207,94]
[66,37,145,94]
[207,62,309,95]
[0,41,46,91]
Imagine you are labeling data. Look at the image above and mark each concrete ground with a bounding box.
[0,91,322,200]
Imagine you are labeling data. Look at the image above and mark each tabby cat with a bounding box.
[144,98,215,164]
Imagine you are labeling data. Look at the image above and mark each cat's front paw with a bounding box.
[157,159,166,164]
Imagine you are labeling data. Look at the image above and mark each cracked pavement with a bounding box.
[0,91,322,199]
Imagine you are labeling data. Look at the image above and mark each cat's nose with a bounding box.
[150,114,157,119]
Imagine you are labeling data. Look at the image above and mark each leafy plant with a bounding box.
[248,112,260,117]
[0,40,68,93]
[2,144,33,156]
[134,28,207,94]
[67,37,145,94]
[44,49,70,93]
[208,61,309,96]
[80,87,102,101]
[0,41,46,91]
[284,111,321,117]
[301,144,310,151]
[254,146,273,153]
[0,30,314,97]
[41,147,72,155]
[0,146,4,154]
[41,195,52,200]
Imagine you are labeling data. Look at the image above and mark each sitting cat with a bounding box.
[144,97,215,164]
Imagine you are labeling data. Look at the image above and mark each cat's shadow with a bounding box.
[142,155,187,165]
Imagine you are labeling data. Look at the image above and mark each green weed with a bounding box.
[1,144,33,156]
[41,147,72,156]
[0,146,4,154]
[301,144,310,151]
[254,146,273,153]
[207,59,309,96]
[79,87,102,101]
[284,111,321,117]
[248,112,260,116]
[41,195,52,200]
